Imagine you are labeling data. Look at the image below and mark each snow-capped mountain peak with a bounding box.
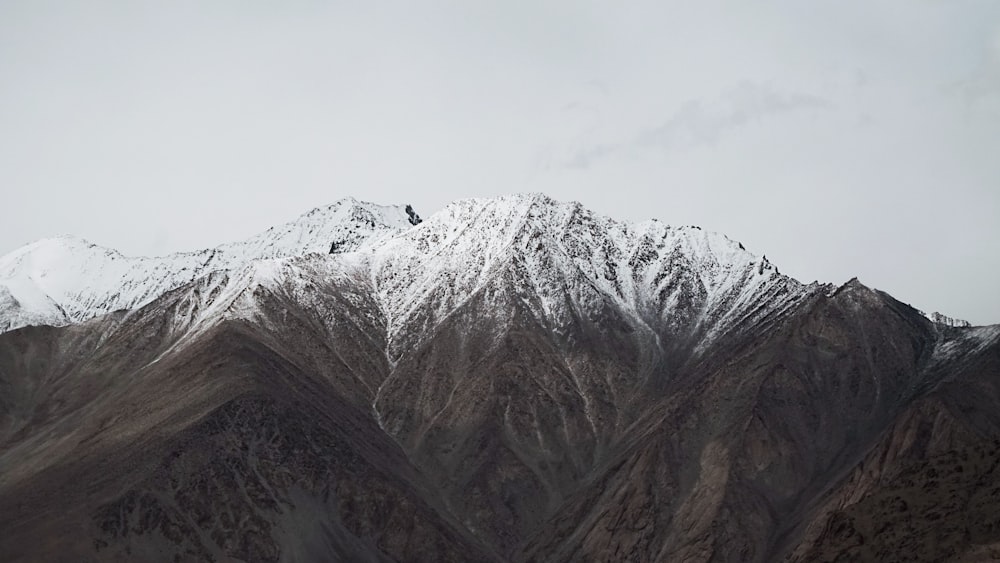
[6,194,976,350]
[359,194,804,358]
[0,198,420,332]
[217,198,422,259]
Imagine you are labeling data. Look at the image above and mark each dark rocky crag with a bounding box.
[1,196,998,562]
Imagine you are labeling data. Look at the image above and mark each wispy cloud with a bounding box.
[567,82,833,169]
[947,26,1000,115]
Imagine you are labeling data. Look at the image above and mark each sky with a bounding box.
[1,1,998,324]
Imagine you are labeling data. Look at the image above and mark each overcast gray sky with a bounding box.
[1,1,998,324]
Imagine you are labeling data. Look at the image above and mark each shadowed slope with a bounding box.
[1,196,998,562]
[518,281,999,562]
[0,280,497,562]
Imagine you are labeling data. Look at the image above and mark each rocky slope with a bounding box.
[0,194,997,562]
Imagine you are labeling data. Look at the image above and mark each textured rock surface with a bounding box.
[0,195,997,562]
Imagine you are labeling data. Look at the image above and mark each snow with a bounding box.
[0,276,68,331]
[2,194,991,368]
[930,324,1000,365]
[924,311,972,328]
[0,199,415,332]
[357,193,808,357]
[0,194,806,351]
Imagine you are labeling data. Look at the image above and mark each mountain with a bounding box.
[1,194,997,562]
[0,198,420,333]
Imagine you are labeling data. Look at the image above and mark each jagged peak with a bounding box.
[263,198,418,236]
[423,194,770,262]
[927,311,972,328]
[1,198,419,266]
[0,194,915,338]
[0,197,425,333]
[826,277,869,297]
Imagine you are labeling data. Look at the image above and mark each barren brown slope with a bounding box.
[0,277,498,562]
[1,251,998,562]
[517,281,999,562]
[781,330,1000,562]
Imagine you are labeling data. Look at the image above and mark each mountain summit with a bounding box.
[1,195,998,562]
[0,198,417,332]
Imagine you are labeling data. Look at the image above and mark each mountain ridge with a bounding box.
[1,194,998,562]
[0,198,419,333]
[3,194,987,338]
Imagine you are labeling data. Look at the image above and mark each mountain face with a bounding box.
[0,194,997,562]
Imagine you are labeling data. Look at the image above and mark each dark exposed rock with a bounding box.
[405,204,423,226]
[0,199,997,562]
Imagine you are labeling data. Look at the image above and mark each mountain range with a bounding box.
[1,194,998,562]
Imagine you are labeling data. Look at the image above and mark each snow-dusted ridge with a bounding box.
[363,193,806,357]
[0,198,420,332]
[1,194,990,350]
[924,311,972,328]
